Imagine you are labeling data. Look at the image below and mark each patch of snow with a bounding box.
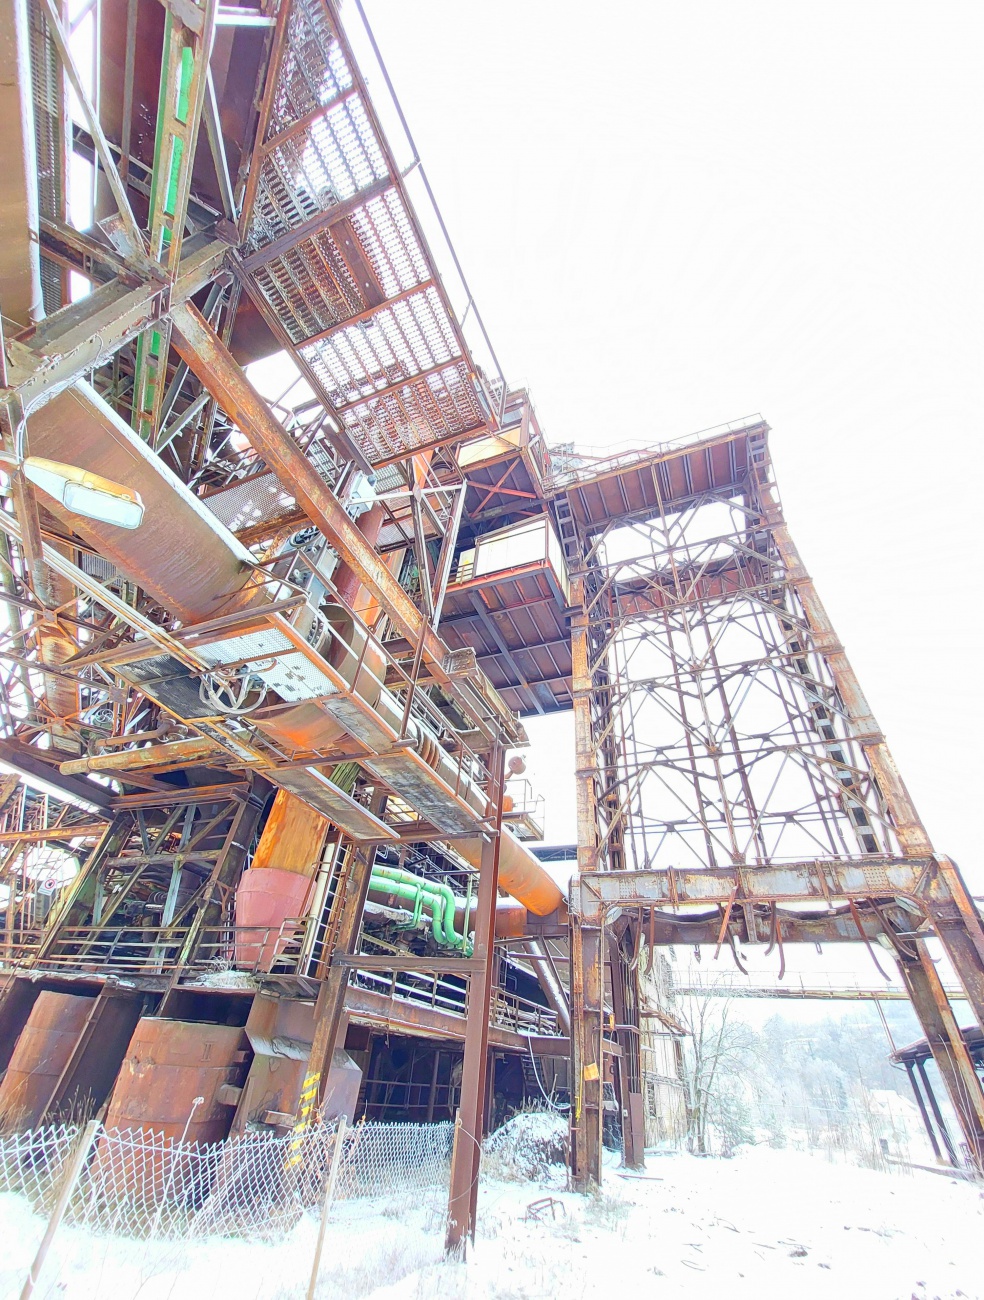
[2,1146,981,1300]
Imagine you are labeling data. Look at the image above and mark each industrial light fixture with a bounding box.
[0,759,106,815]
[21,457,144,529]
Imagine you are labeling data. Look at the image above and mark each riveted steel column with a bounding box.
[571,574,599,874]
[928,857,984,1034]
[570,914,604,1189]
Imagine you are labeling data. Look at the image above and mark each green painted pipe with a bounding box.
[370,875,443,945]
[371,868,467,954]
[369,865,472,956]
[372,865,463,950]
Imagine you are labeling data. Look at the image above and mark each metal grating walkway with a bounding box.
[239,0,492,467]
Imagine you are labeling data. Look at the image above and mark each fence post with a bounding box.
[20,1118,101,1300]
[306,1117,348,1300]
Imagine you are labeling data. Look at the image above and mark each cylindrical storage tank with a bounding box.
[104,1018,249,1145]
[235,867,312,969]
[0,991,93,1129]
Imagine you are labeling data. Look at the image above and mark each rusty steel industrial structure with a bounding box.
[0,0,980,1258]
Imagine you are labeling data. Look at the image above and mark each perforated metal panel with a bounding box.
[202,474,298,533]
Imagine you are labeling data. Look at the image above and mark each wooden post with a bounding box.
[20,1118,100,1300]
[306,1116,348,1300]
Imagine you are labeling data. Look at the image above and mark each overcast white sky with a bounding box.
[358,0,984,889]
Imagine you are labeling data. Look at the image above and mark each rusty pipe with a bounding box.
[58,736,220,775]
[92,723,177,753]
[456,832,562,918]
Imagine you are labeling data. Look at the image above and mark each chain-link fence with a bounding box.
[0,1118,454,1243]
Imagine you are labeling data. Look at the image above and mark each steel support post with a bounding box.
[608,927,645,1170]
[31,816,132,962]
[570,918,604,1189]
[928,857,984,1034]
[445,745,504,1256]
[159,781,268,1009]
[570,574,600,874]
[916,1058,960,1166]
[903,1060,945,1164]
[132,0,218,442]
[896,947,984,1171]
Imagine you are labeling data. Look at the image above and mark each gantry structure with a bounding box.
[0,0,981,1254]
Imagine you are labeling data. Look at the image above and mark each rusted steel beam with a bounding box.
[58,737,222,776]
[340,983,569,1055]
[333,954,482,974]
[763,488,932,857]
[570,919,603,1190]
[5,238,229,414]
[571,575,599,872]
[0,825,107,845]
[446,746,504,1255]
[574,857,943,926]
[111,783,251,810]
[896,948,984,1171]
[170,301,524,749]
[927,856,984,1033]
[0,740,113,812]
[608,927,644,1170]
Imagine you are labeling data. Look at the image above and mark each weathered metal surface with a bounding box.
[5,238,229,413]
[103,1018,250,1143]
[271,766,398,841]
[59,736,221,775]
[446,746,504,1253]
[251,790,329,875]
[235,866,311,971]
[238,998,363,1131]
[574,858,940,925]
[170,300,527,750]
[0,991,92,1128]
[28,382,261,625]
[0,0,44,328]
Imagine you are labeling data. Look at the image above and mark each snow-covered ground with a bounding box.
[1,1147,980,1300]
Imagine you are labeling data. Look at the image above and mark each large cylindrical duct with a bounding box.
[456,834,562,918]
[0,991,92,1129]
[235,789,329,969]
[103,1018,250,1144]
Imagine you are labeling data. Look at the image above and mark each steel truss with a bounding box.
[559,433,984,1184]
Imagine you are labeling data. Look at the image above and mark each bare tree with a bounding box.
[678,987,756,1155]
